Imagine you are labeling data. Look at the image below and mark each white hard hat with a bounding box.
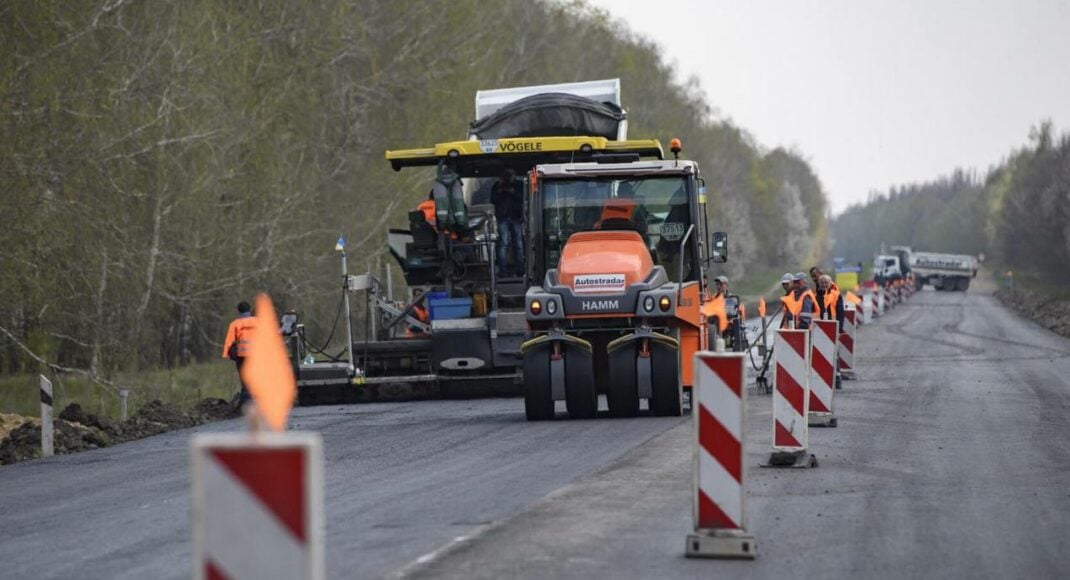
[780,273,794,284]
[794,272,808,281]
[715,275,728,284]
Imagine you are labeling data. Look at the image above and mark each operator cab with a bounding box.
[529,160,709,289]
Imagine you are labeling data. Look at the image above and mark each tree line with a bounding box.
[832,122,1070,285]
[1,0,828,378]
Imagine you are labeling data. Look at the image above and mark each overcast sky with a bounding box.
[588,0,1070,213]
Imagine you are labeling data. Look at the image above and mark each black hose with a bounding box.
[301,281,348,360]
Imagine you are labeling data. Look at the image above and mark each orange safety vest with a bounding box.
[701,294,728,332]
[594,199,637,228]
[779,292,797,328]
[222,315,256,359]
[417,199,436,226]
[822,288,841,317]
[798,288,819,317]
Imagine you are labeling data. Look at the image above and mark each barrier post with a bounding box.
[839,304,858,380]
[761,329,817,468]
[39,375,54,458]
[808,320,838,427]
[191,432,324,580]
[876,289,885,316]
[686,352,757,559]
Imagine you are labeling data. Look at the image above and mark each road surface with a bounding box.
[2,287,1069,579]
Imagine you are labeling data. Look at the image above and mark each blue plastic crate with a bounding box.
[428,296,472,321]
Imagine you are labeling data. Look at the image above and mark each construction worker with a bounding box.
[595,181,649,235]
[791,272,818,330]
[222,301,256,406]
[817,274,845,331]
[713,275,728,298]
[491,169,524,277]
[779,272,797,329]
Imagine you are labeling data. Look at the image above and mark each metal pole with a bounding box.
[119,389,130,421]
[341,250,356,375]
[385,260,394,302]
[39,375,53,457]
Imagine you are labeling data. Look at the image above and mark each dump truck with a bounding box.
[521,141,728,419]
[287,80,671,404]
[875,246,978,291]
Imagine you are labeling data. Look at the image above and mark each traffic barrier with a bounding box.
[192,432,324,580]
[859,291,873,325]
[39,374,54,458]
[686,352,757,559]
[839,305,858,380]
[874,290,884,317]
[808,320,838,428]
[761,328,817,468]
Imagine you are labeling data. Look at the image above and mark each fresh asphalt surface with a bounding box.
[3,286,1070,579]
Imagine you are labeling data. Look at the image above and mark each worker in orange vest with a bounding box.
[790,272,819,330]
[222,301,257,406]
[817,274,845,331]
[778,272,797,329]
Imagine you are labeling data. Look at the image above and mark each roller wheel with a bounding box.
[649,345,682,417]
[522,348,554,421]
[607,344,640,418]
[564,348,598,419]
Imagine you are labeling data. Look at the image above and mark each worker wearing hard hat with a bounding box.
[791,272,818,330]
[779,273,796,329]
[817,274,845,331]
[713,275,729,298]
[702,273,729,336]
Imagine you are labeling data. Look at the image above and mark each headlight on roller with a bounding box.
[530,300,542,315]
[659,296,671,312]
[546,299,557,315]
[643,296,655,312]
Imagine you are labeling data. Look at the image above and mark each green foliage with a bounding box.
[0,0,829,382]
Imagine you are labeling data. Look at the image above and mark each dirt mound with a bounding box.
[193,397,240,422]
[996,288,1070,338]
[0,418,110,465]
[1,413,36,441]
[0,397,240,466]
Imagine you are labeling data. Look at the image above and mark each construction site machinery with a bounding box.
[521,144,728,420]
[287,136,665,405]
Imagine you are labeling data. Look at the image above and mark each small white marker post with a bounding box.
[119,389,130,421]
[39,374,54,457]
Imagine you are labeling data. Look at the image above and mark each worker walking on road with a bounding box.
[222,301,256,407]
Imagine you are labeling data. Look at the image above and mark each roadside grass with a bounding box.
[0,361,239,419]
[734,268,785,299]
[992,264,1070,300]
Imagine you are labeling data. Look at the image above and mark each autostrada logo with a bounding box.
[574,274,626,294]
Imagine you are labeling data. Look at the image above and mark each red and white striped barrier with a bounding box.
[875,290,884,317]
[839,304,857,380]
[808,319,838,428]
[192,433,324,580]
[686,352,757,559]
[859,291,873,325]
[761,329,817,468]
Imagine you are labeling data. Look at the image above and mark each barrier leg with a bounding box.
[39,375,53,458]
[686,352,757,559]
[839,306,858,380]
[808,320,838,427]
[761,329,817,468]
